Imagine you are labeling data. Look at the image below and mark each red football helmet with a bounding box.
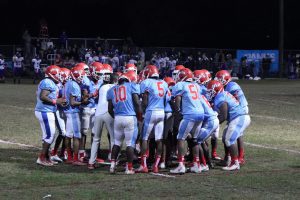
[45,65,61,83]
[77,62,90,76]
[125,70,138,83]
[102,63,113,82]
[143,65,159,79]
[60,68,71,83]
[90,62,105,80]
[71,64,86,83]
[202,69,212,81]
[124,63,137,74]
[163,77,176,88]
[214,70,231,86]
[176,68,193,82]
[193,70,210,85]
[206,80,224,101]
[172,65,185,80]
[103,63,113,73]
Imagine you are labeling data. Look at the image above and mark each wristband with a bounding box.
[52,99,57,105]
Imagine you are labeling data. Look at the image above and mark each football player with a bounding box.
[206,80,250,171]
[170,68,204,174]
[32,55,42,84]
[136,65,169,173]
[78,62,102,161]
[215,70,249,165]
[160,77,176,169]
[124,63,137,74]
[88,63,115,169]
[64,64,88,165]
[50,68,70,163]
[172,65,185,81]
[0,54,6,83]
[194,69,221,160]
[107,72,142,174]
[12,52,24,84]
[35,65,66,166]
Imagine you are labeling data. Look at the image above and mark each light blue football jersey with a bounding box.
[213,91,246,122]
[200,95,218,121]
[199,84,207,95]
[107,82,140,116]
[64,79,82,113]
[225,81,248,112]
[172,81,204,116]
[35,78,59,112]
[140,78,168,112]
[81,77,102,108]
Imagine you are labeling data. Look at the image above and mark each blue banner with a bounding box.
[236,50,279,73]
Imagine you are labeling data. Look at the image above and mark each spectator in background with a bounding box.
[60,31,68,49]
[22,29,32,64]
[12,52,24,84]
[32,54,42,84]
[0,54,6,83]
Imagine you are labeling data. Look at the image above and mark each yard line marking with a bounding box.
[251,114,300,123]
[149,172,176,178]
[256,98,295,105]
[0,104,34,111]
[0,139,40,149]
[244,142,300,155]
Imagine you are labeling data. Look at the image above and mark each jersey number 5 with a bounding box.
[114,86,127,103]
[157,82,164,97]
[188,84,199,100]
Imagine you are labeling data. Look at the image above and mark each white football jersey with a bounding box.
[32,58,42,70]
[0,59,5,70]
[13,57,24,68]
[95,84,114,116]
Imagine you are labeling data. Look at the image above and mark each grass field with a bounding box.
[0,78,300,199]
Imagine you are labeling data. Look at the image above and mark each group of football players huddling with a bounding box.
[35,61,250,175]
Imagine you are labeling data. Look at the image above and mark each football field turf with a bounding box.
[0,79,300,199]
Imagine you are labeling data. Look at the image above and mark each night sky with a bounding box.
[0,0,299,49]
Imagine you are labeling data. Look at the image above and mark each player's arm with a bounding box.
[70,95,81,106]
[217,102,228,124]
[40,89,66,106]
[142,91,149,113]
[108,100,114,118]
[172,96,181,113]
[132,93,142,122]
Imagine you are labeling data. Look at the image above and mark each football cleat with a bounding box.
[135,165,149,173]
[217,156,231,167]
[50,155,63,163]
[190,164,201,173]
[222,160,240,171]
[170,165,186,174]
[48,159,58,165]
[96,158,105,164]
[212,154,222,161]
[125,169,135,175]
[159,162,166,169]
[238,158,246,165]
[200,164,209,172]
[87,163,96,170]
[152,166,159,173]
[36,157,53,166]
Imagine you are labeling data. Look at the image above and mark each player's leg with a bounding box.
[171,113,183,158]
[103,112,114,161]
[79,107,91,160]
[110,116,124,173]
[35,111,56,166]
[237,115,251,165]
[51,110,66,162]
[189,121,202,173]
[64,113,74,163]
[152,111,165,173]
[211,125,221,160]
[72,113,85,166]
[222,115,249,171]
[88,115,104,169]
[124,116,138,174]
[161,113,173,169]
[170,119,195,174]
[137,111,155,172]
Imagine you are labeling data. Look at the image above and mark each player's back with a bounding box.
[35,78,58,112]
[225,81,248,109]
[213,91,246,122]
[64,79,81,113]
[172,81,203,115]
[140,78,168,112]
[108,82,140,116]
